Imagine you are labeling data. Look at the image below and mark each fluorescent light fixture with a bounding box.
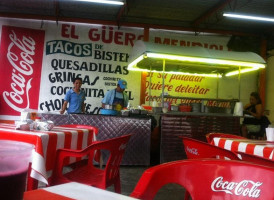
[128,53,264,78]
[75,0,124,5]
[128,59,222,78]
[223,13,274,22]
[145,53,265,69]
[225,67,260,77]
[128,41,266,78]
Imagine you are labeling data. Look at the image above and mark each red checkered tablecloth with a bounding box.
[0,123,96,189]
[212,137,274,160]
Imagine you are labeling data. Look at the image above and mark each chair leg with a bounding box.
[114,179,121,193]
[184,191,190,200]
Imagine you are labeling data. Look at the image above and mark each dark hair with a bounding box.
[250,92,262,104]
[73,77,82,83]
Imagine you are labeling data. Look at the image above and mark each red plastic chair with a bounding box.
[49,134,132,193]
[59,124,100,163]
[206,132,246,143]
[181,136,240,200]
[130,159,274,200]
[236,151,274,168]
[181,136,240,160]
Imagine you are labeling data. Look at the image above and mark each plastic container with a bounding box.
[152,100,157,107]
[131,109,141,114]
[171,105,179,111]
[35,117,41,122]
[179,105,192,112]
[142,105,152,111]
[0,140,34,200]
[191,103,201,112]
[162,107,168,113]
[100,109,118,116]
[121,110,130,116]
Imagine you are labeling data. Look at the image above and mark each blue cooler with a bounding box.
[100,109,118,116]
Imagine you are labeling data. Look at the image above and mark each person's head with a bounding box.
[117,79,127,92]
[73,77,83,90]
[250,92,262,105]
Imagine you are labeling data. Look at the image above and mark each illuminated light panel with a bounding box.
[146,53,265,68]
[128,53,265,78]
[225,68,260,77]
[127,40,266,78]
[223,13,274,22]
[128,55,144,69]
[127,55,222,78]
[74,0,124,5]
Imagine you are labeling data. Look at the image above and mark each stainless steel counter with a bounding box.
[41,113,151,166]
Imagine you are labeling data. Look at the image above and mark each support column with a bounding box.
[259,37,267,108]
[140,27,150,105]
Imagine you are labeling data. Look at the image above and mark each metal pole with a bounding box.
[238,66,241,100]
[161,59,166,107]
[216,73,219,99]
[149,66,152,106]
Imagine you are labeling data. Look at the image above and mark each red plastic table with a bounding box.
[212,137,274,160]
[0,123,96,190]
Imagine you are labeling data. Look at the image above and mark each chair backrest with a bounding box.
[130,159,274,200]
[100,134,132,185]
[51,134,132,186]
[181,136,240,160]
[59,124,99,135]
[236,151,274,168]
[206,132,245,143]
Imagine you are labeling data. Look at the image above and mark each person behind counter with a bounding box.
[101,79,129,111]
[60,77,86,114]
[241,92,270,138]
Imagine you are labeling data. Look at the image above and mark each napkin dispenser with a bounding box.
[233,102,243,116]
[266,127,274,142]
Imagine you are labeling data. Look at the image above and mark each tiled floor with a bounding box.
[111,165,187,200]
[44,155,188,199]
[106,151,188,199]
[39,164,187,199]
[41,165,187,199]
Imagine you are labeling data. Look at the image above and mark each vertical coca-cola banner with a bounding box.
[0,26,45,117]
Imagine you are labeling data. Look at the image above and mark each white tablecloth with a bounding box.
[24,182,138,200]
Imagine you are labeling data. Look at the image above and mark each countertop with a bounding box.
[152,111,240,117]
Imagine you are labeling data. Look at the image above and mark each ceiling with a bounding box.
[1,0,274,51]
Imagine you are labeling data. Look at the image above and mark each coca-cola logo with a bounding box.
[3,30,35,112]
[211,176,262,198]
[186,146,199,155]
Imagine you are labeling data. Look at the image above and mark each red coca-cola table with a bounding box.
[212,137,274,160]
[0,123,96,190]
